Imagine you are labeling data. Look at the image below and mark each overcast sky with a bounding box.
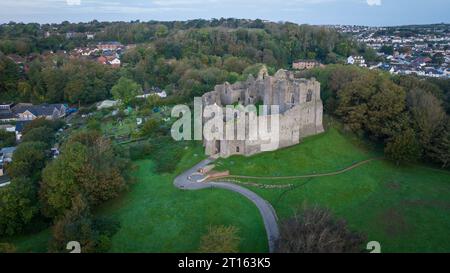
[0,0,449,26]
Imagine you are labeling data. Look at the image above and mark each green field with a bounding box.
[96,144,267,253]
[215,120,450,253]
[4,143,267,253]
[4,118,450,253]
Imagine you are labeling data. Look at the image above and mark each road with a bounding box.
[174,158,280,253]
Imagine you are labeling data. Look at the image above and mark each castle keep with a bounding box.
[202,67,324,158]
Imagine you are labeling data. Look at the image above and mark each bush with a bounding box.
[276,206,366,253]
[149,137,184,173]
[23,118,65,135]
[0,129,15,148]
[21,127,55,147]
[128,142,153,161]
[199,225,240,253]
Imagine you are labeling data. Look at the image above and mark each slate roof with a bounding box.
[0,109,15,120]
[12,103,65,117]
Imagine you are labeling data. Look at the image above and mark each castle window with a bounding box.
[236,147,240,153]
[306,90,313,102]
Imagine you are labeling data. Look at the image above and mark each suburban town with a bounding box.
[0,1,449,269]
[332,24,450,77]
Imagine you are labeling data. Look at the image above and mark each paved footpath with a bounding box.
[174,158,280,253]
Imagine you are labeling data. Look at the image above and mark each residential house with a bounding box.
[109,58,121,68]
[0,103,16,122]
[0,124,15,133]
[12,103,66,121]
[292,60,322,70]
[347,55,367,67]
[97,42,123,51]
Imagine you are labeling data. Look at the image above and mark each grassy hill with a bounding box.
[215,118,450,253]
[5,118,450,253]
[96,144,267,253]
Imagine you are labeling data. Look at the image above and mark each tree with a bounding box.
[198,225,240,253]
[140,118,160,137]
[111,77,141,107]
[6,141,48,182]
[385,128,421,165]
[336,72,406,139]
[407,88,446,147]
[22,118,65,135]
[0,177,38,236]
[21,127,55,147]
[40,131,127,218]
[0,129,16,148]
[276,206,366,253]
[50,194,97,253]
[427,120,450,168]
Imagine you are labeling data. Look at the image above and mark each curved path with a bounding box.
[227,157,383,180]
[174,158,280,253]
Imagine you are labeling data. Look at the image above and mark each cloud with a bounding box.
[67,0,81,5]
[366,0,381,6]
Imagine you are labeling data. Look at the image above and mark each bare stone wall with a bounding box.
[202,67,324,158]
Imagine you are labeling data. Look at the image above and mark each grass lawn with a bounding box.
[6,229,51,253]
[96,143,267,253]
[2,143,267,253]
[215,119,450,253]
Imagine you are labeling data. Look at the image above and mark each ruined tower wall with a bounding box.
[202,68,324,158]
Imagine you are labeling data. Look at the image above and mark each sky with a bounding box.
[0,0,449,26]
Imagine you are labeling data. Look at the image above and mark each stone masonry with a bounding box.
[202,67,324,158]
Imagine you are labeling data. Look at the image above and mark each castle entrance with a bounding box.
[215,140,221,155]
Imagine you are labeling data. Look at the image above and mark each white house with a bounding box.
[347,56,367,67]
[97,100,118,110]
[109,58,121,68]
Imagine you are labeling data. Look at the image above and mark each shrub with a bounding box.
[199,225,240,253]
[276,206,366,253]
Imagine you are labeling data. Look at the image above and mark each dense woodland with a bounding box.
[0,19,377,103]
[0,20,449,252]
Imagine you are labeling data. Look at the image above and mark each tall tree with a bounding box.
[0,177,38,236]
[111,77,141,107]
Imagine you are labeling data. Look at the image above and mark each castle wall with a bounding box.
[202,68,324,158]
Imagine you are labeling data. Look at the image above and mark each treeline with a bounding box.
[0,19,374,58]
[0,52,120,104]
[0,119,129,252]
[304,65,450,168]
[1,19,376,104]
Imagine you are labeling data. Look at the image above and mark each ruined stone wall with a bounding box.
[202,67,324,158]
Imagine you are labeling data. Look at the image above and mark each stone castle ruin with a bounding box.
[202,67,324,158]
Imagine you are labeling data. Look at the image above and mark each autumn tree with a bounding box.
[50,194,97,253]
[407,88,446,148]
[6,141,48,182]
[0,177,39,236]
[385,128,421,165]
[40,130,127,218]
[276,206,366,253]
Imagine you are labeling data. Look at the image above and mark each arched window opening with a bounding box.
[306,90,313,102]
